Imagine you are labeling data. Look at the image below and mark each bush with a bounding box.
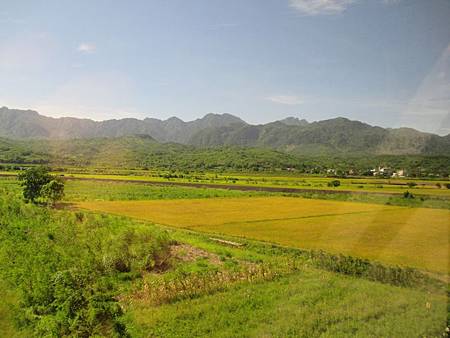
[327,180,341,187]
[0,195,170,336]
[403,191,414,199]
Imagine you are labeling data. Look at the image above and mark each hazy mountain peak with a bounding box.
[279,117,308,126]
[0,107,448,156]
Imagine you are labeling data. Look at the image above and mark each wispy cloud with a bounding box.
[267,95,304,105]
[77,42,96,54]
[289,0,355,16]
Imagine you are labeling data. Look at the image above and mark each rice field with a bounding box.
[76,197,450,274]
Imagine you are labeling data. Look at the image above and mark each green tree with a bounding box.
[17,166,52,203]
[41,178,65,206]
[17,166,65,205]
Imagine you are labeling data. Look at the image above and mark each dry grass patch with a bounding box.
[76,197,449,273]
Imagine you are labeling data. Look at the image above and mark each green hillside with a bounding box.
[1,136,449,176]
[190,118,450,156]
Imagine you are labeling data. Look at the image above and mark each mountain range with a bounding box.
[1,107,449,156]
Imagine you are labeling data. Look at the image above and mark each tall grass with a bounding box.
[0,194,170,337]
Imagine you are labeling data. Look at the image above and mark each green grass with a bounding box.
[127,269,447,338]
[58,172,450,197]
[1,176,448,336]
[2,175,449,210]
[63,179,267,201]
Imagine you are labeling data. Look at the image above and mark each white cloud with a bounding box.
[77,43,96,54]
[267,95,304,105]
[289,0,355,16]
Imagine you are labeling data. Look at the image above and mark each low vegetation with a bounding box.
[0,175,448,336]
[0,192,170,336]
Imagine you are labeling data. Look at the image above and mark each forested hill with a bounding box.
[1,107,449,156]
[0,135,302,171]
[1,135,449,176]
[189,118,450,156]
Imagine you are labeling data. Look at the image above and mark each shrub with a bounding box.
[403,191,414,199]
[327,180,341,187]
[0,195,170,336]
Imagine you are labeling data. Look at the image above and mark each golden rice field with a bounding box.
[76,197,450,274]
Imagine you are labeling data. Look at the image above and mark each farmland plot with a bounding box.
[76,197,450,274]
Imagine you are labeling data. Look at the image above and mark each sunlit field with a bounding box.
[76,197,449,274]
[1,176,448,336]
[3,170,450,196]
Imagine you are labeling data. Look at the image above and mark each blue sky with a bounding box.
[0,0,449,134]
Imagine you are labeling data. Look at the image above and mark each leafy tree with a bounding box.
[41,178,65,206]
[17,166,64,205]
[17,166,52,203]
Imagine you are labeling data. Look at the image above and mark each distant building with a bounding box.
[391,169,405,178]
[373,166,393,177]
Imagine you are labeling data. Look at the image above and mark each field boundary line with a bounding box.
[188,208,404,228]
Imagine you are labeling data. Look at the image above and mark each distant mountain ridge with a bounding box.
[1,107,449,156]
[0,107,245,143]
[189,117,450,156]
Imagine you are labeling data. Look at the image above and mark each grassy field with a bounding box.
[63,172,450,196]
[128,268,446,338]
[1,176,448,337]
[2,176,450,209]
[3,169,450,196]
[76,197,450,274]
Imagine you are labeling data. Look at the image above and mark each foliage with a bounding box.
[17,166,52,203]
[403,190,415,199]
[17,166,65,205]
[327,179,341,187]
[41,178,65,206]
[0,194,170,336]
[1,136,450,177]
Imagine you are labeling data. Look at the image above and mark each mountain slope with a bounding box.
[0,107,245,143]
[0,135,301,170]
[189,118,450,156]
[1,107,449,156]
